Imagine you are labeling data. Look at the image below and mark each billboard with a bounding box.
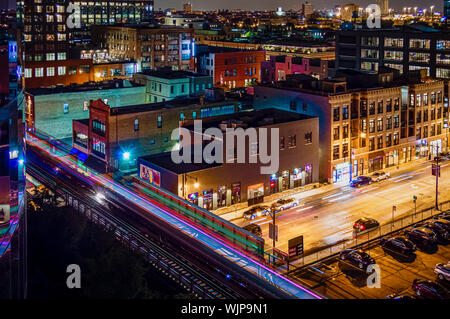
[288,235,304,259]
[140,164,161,187]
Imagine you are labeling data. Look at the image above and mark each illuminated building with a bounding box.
[254,71,448,184]
[137,109,319,208]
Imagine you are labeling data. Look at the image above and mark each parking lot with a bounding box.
[292,239,450,299]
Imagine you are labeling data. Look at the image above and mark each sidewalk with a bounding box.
[212,157,433,222]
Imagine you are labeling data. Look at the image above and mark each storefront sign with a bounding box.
[140,164,161,187]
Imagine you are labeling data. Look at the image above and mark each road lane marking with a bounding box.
[328,194,351,203]
[394,175,414,183]
[322,192,344,200]
[360,186,379,194]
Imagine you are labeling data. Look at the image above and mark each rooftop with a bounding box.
[26,79,143,96]
[137,69,210,79]
[183,108,314,131]
[140,151,222,174]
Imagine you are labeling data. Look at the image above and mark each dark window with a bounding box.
[333,126,340,140]
[333,145,340,160]
[377,101,383,114]
[343,125,349,138]
[280,136,285,149]
[134,119,139,131]
[342,105,349,120]
[305,132,312,144]
[333,107,340,121]
[369,102,375,115]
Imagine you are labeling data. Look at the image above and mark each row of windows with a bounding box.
[24,65,90,78]
[416,124,443,139]
[332,105,349,121]
[410,91,442,107]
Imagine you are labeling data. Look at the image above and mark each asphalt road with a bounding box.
[234,159,450,253]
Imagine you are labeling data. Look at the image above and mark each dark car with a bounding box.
[380,236,416,255]
[415,221,449,244]
[243,224,262,237]
[431,219,450,233]
[243,205,270,220]
[435,211,450,222]
[404,227,438,248]
[339,249,375,272]
[412,279,449,299]
[353,217,380,234]
[349,176,373,188]
[386,294,416,299]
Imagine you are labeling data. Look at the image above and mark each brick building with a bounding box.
[254,70,449,183]
[91,25,195,72]
[72,94,241,172]
[137,109,319,209]
[197,46,266,89]
[261,55,333,83]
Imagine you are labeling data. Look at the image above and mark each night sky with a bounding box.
[156,0,442,12]
[0,0,443,13]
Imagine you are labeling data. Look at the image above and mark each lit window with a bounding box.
[35,68,44,77]
[63,103,69,114]
[57,52,66,60]
[24,68,32,78]
[46,67,55,76]
[57,66,66,75]
[46,53,55,61]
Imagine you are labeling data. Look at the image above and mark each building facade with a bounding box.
[197,47,265,89]
[261,55,331,83]
[254,75,448,183]
[72,96,241,172]
[336,24,450,79]
[24,79,146,139]
[91,25,195,72]
[132,69,212,103]
[137,109,319,209]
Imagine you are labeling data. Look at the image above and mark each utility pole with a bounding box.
[431,144,440,210]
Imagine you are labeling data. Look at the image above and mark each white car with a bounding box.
[434,262,450,281]
[371,171,390,182]
[273,198,299,211]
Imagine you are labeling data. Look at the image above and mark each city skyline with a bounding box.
[156,0,442,12]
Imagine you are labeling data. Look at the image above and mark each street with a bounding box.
[233,159,450,253]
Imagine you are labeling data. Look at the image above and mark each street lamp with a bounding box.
[122,152,130,160]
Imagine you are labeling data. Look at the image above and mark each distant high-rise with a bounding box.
[445,0,450,20]
[301,2,314,17]
[183,3,193,13]
[376,0,389,15]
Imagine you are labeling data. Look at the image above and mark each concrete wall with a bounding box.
[31,85,146,139]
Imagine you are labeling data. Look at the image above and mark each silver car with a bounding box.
[371,171,390,182]
[435,262,450,281]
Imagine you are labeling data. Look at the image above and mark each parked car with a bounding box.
[243,205,270,220]
[349,176,373,187]
[415,221,449,244]
[380,236,416,255]
[371,171,391,182]
[386,294,416,299]
[243,224,262,237]
[435,211,450,222]
[353,217,380,234]
[273,198,299,211]
[404,227,438,248]
[339,249,375,272]
[431,219,450,233]
[434,262,450,281]
[412,279,449,299]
